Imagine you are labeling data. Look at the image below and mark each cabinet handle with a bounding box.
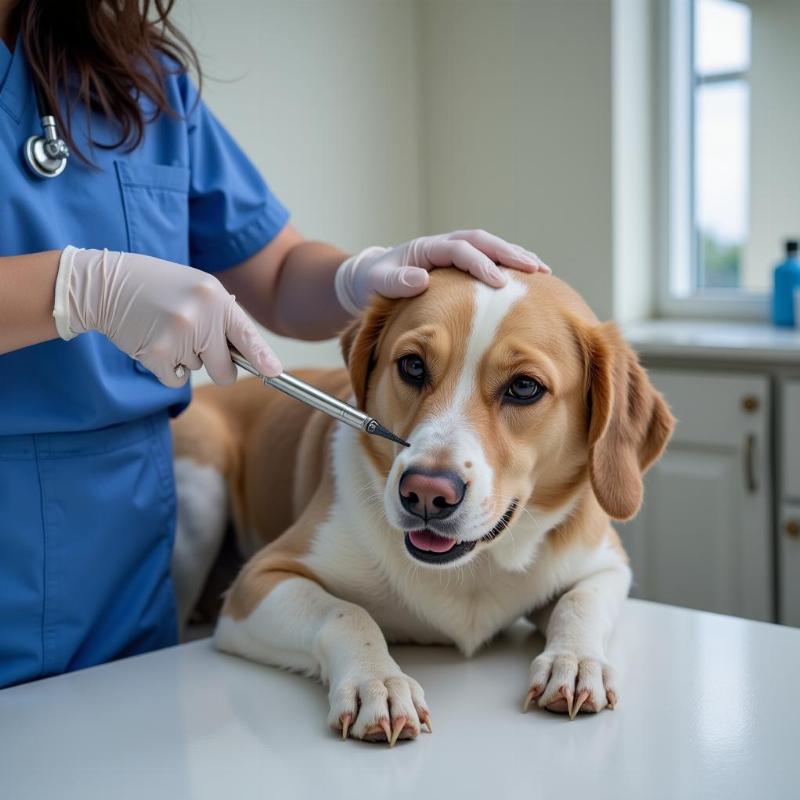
[743,433,758,493]
[786,520,800,538]
[741,395,760,413]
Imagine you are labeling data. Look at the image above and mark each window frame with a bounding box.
[657,0,768,319]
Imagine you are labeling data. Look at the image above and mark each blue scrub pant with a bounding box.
[0,413,178,688]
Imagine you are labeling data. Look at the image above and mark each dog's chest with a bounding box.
[386,558,545,654]
[304,517,544,655]
[381,566,541,655]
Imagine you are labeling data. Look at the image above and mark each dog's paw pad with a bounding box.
[362,718,392,743]
[544,685,573,715]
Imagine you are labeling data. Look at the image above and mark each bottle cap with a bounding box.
[786,240,799,256]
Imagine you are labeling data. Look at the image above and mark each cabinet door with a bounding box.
[779,503,800,626]
[618,370,772,621]
[783,381,800,501]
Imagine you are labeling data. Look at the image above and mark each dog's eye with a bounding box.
[504,376,545,404]
[398,355,426,385]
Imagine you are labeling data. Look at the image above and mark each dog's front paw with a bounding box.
[523,652,617,719]
[328,669,431,745]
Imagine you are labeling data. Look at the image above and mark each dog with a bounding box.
[170,268,674,745]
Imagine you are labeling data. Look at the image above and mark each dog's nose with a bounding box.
[399,468,466,521]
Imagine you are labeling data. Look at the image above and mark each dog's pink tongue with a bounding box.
[408,530,457,553]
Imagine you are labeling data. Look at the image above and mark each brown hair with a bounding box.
[15,0,200,162]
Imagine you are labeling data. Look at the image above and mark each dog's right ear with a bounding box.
[339,296,396,410]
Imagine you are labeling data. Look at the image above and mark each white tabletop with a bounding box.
[0,599,797,800]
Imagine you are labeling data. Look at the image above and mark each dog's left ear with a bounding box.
[584,322,675,521]
[339,296,396,410]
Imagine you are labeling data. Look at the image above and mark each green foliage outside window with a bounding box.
[700,230,741,289]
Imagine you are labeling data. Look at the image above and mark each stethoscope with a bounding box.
[23,81,69,179]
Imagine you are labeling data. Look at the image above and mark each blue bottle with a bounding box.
[772,240,800,327]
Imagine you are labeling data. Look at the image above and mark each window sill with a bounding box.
[622,318,800,364]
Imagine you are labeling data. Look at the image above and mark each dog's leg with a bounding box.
[171,457,229,635]
[215,569,431,744]
[525,563,631,718]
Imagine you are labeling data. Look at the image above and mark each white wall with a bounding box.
[176,0,426,374]
[419,0,617,320]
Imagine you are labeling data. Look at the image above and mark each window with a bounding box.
[661,0,764,317]
[694,0,750,291]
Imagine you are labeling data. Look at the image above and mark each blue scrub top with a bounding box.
[0,39,290,435]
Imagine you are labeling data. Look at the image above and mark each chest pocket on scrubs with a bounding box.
[116,161,191,264]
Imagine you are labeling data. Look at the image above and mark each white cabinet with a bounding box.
[783,382,800,501]
[619,369,773,622]
[779,382,800,624]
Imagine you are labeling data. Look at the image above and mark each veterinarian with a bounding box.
[0,0,548,689]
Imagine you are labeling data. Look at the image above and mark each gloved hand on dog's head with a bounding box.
[334,230,550,315]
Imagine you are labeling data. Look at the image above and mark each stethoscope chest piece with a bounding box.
[24,115,69,178]
[24,83,70,179]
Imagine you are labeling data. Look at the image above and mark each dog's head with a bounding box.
[340,269,673,569]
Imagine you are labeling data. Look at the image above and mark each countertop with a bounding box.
[0,599,797,799]
[623,318,800,363]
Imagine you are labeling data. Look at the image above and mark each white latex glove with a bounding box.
[334,229,550,314]
[53,246,281,388]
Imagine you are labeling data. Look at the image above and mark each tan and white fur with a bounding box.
[171,268,674,745]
